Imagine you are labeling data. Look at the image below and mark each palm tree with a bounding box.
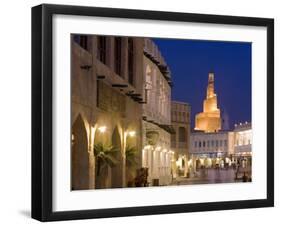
[94,142,119,188]
[125,146,138,186]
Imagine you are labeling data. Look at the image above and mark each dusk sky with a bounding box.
[153,38,252,130]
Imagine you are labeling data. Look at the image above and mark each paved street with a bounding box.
[172,167,251,185]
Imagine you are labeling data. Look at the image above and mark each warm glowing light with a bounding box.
[144,145,152,150]
[98,126,107,133]
[128,131,136,137]
[156,146,161,151]
[195,72,221,132]
[176,160,181,167]
[71,134,75,145]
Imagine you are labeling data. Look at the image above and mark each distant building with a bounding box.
[190,131,234,159]
[141,38,174,185]
[233,122,252,157]
[171,101,191,176]
[190,121,252,168]
[195,72,221,132]
[190,71,251,171]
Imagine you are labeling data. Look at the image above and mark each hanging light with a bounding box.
[128,131,136,137]
[98,126,107,133]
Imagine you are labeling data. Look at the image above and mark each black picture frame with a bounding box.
[32,3,274,222]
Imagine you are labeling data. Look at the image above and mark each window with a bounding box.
[211,140,214,147]
[215,140,218,147]
[114,37,122,76]
[128,38,134,85]
[199,141,201,148]
[97,36,106,64]
[207,140,210,147]
[182,112,185,122]
[219,140,223,147]
[195,141,197,148]
[80,35,88,50]
[145,65,152,105]
[224,140,228,146]
[203,141,205,147]
[73,35,89,51]
[178,127,187,142]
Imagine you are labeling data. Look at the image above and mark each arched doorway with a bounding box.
[111,127,123,188]
[71,114,89,190]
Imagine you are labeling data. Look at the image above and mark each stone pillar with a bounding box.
[88,151,95,189]
[122,154,126,187]
[122,131,127,187]
[88,126,96,189]
[184,155,188,177]
[147,147,153,184]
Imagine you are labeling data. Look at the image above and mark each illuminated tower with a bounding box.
[195,72,221,133]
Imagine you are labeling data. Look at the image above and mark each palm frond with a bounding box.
[125,146,138,168]
[94,142,120,174]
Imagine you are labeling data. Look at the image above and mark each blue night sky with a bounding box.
[153,38,252,130]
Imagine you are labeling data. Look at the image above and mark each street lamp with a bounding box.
[128,131,136,137]
[98,126,107,133]
[71,134,75,146]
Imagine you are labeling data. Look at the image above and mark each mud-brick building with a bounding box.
[141,38,175,186]
[71,35,145,190]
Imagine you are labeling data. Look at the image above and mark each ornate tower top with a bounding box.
[195,72,221,133]
[207,72,215,98]
[208,72,214,82]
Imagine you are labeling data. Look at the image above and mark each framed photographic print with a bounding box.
[32,4,274,221]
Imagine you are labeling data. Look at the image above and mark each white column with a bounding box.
[147,147,153,184]
[152,150,156,178]
[159,151,163,185]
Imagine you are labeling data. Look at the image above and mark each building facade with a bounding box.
[171,101,191,177]
[190,122,252,169]
[189,131,234,170]
[234,122,252,157]
[71,35,144,190]
[195,72,221,132]
[141,38,174,186]
[190,131,234,158]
